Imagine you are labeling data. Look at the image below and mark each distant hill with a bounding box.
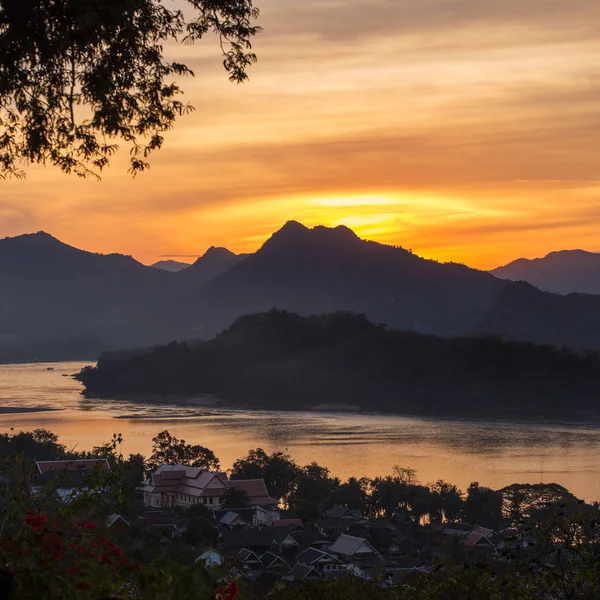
[180,246,246,285]
[151,260,191,272]
[0,232,177,356]
[77,310,600,419]
[159,221,507,340]
[472,282,600,349]
[8,225,600,363]
[491,250,600,295]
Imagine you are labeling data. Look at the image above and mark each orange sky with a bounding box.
[2,0,600,269]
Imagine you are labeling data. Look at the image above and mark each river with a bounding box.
[1,361,599,501]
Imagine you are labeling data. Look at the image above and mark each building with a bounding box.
[328,533,379,561]
[142,464,278,511]
[33,459,111,501]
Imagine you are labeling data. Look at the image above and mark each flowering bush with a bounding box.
[1,510,141,599]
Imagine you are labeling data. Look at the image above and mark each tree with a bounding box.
[147,430,220,472]
[221,487,249,510]
[0,429,65,461]
[289,463,340,519]
[230,448,299,507]
[328,477,369,513]
[464,482,503,530]
[430,480,463,524]
[0,0,261,179]
[184,517,218,547]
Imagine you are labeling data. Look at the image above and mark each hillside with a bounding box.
[158,221,508,340]
[0,232,188,360]
[179,246,246,285]
[472,282,600,349]
[491,250,600,295]
[77,310,600,419]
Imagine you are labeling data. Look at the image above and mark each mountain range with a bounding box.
[4,224,600,362]
[491,250,600,295]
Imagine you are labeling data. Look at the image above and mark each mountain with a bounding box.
[159,221,507,340]
[472,281,600,349]
[77,310,600,419]
[151,260,191,272]
[179,246,246,285]
[0,232,181,359]
[491,250,600,295]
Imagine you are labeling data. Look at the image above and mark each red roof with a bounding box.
[36,459,110,474]
[228,479,278,506]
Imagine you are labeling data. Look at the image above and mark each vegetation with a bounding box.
[0,0,260,178]
[78,309,600,419]
[1,428,600,598]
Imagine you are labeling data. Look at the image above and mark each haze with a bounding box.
[2,0,599,269]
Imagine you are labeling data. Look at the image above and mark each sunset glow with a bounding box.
[2,0,600,269]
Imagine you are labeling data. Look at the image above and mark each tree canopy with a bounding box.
[147,430,220,472]
[0,0,260,179]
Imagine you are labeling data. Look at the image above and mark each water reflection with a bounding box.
[0,362,599,501]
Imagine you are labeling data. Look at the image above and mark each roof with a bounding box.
[329,534,378,557]
[36,459,110,474]
[296,548,342,566]
[144,467,276,506]
[260,551,287,569]
[464,532,496,548]
[228,479,278,506]
[288,562,322,581]
[273,519,303,529]
[106,514,130,528]
[324,506,362,519]
[238,548,262,564]
[145,467,229,495]
[220,512,245,526]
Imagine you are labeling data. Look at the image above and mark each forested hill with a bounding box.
[77,310,600,420]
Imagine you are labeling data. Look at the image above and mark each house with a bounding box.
[287,562,324,581]
[106,514,130,531]
[314,517,355,538]
[33,459,111,501]
[260,551,288,572]
[328,533,379,561]
[237,548,263,569]
[142,465,278,511]
[296,548,344,574]
[464,527,497,550]
[220,512,249,529]
[324,505,363,520]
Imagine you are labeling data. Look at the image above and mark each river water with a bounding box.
[1,362,599,501]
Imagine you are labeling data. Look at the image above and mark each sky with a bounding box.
[2,0,600,269]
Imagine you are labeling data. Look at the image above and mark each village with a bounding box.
[31,456,535,595]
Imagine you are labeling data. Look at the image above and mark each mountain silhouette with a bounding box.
[0,232,179,359]
[491,250,600,295]
[151,259,191,272]
[7,225,600,362]
[159,221,507,339]
[180,246,246,285]
[472,281,600,349]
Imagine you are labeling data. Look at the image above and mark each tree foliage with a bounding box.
[147,430,220,472]
[0,0,261,178]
